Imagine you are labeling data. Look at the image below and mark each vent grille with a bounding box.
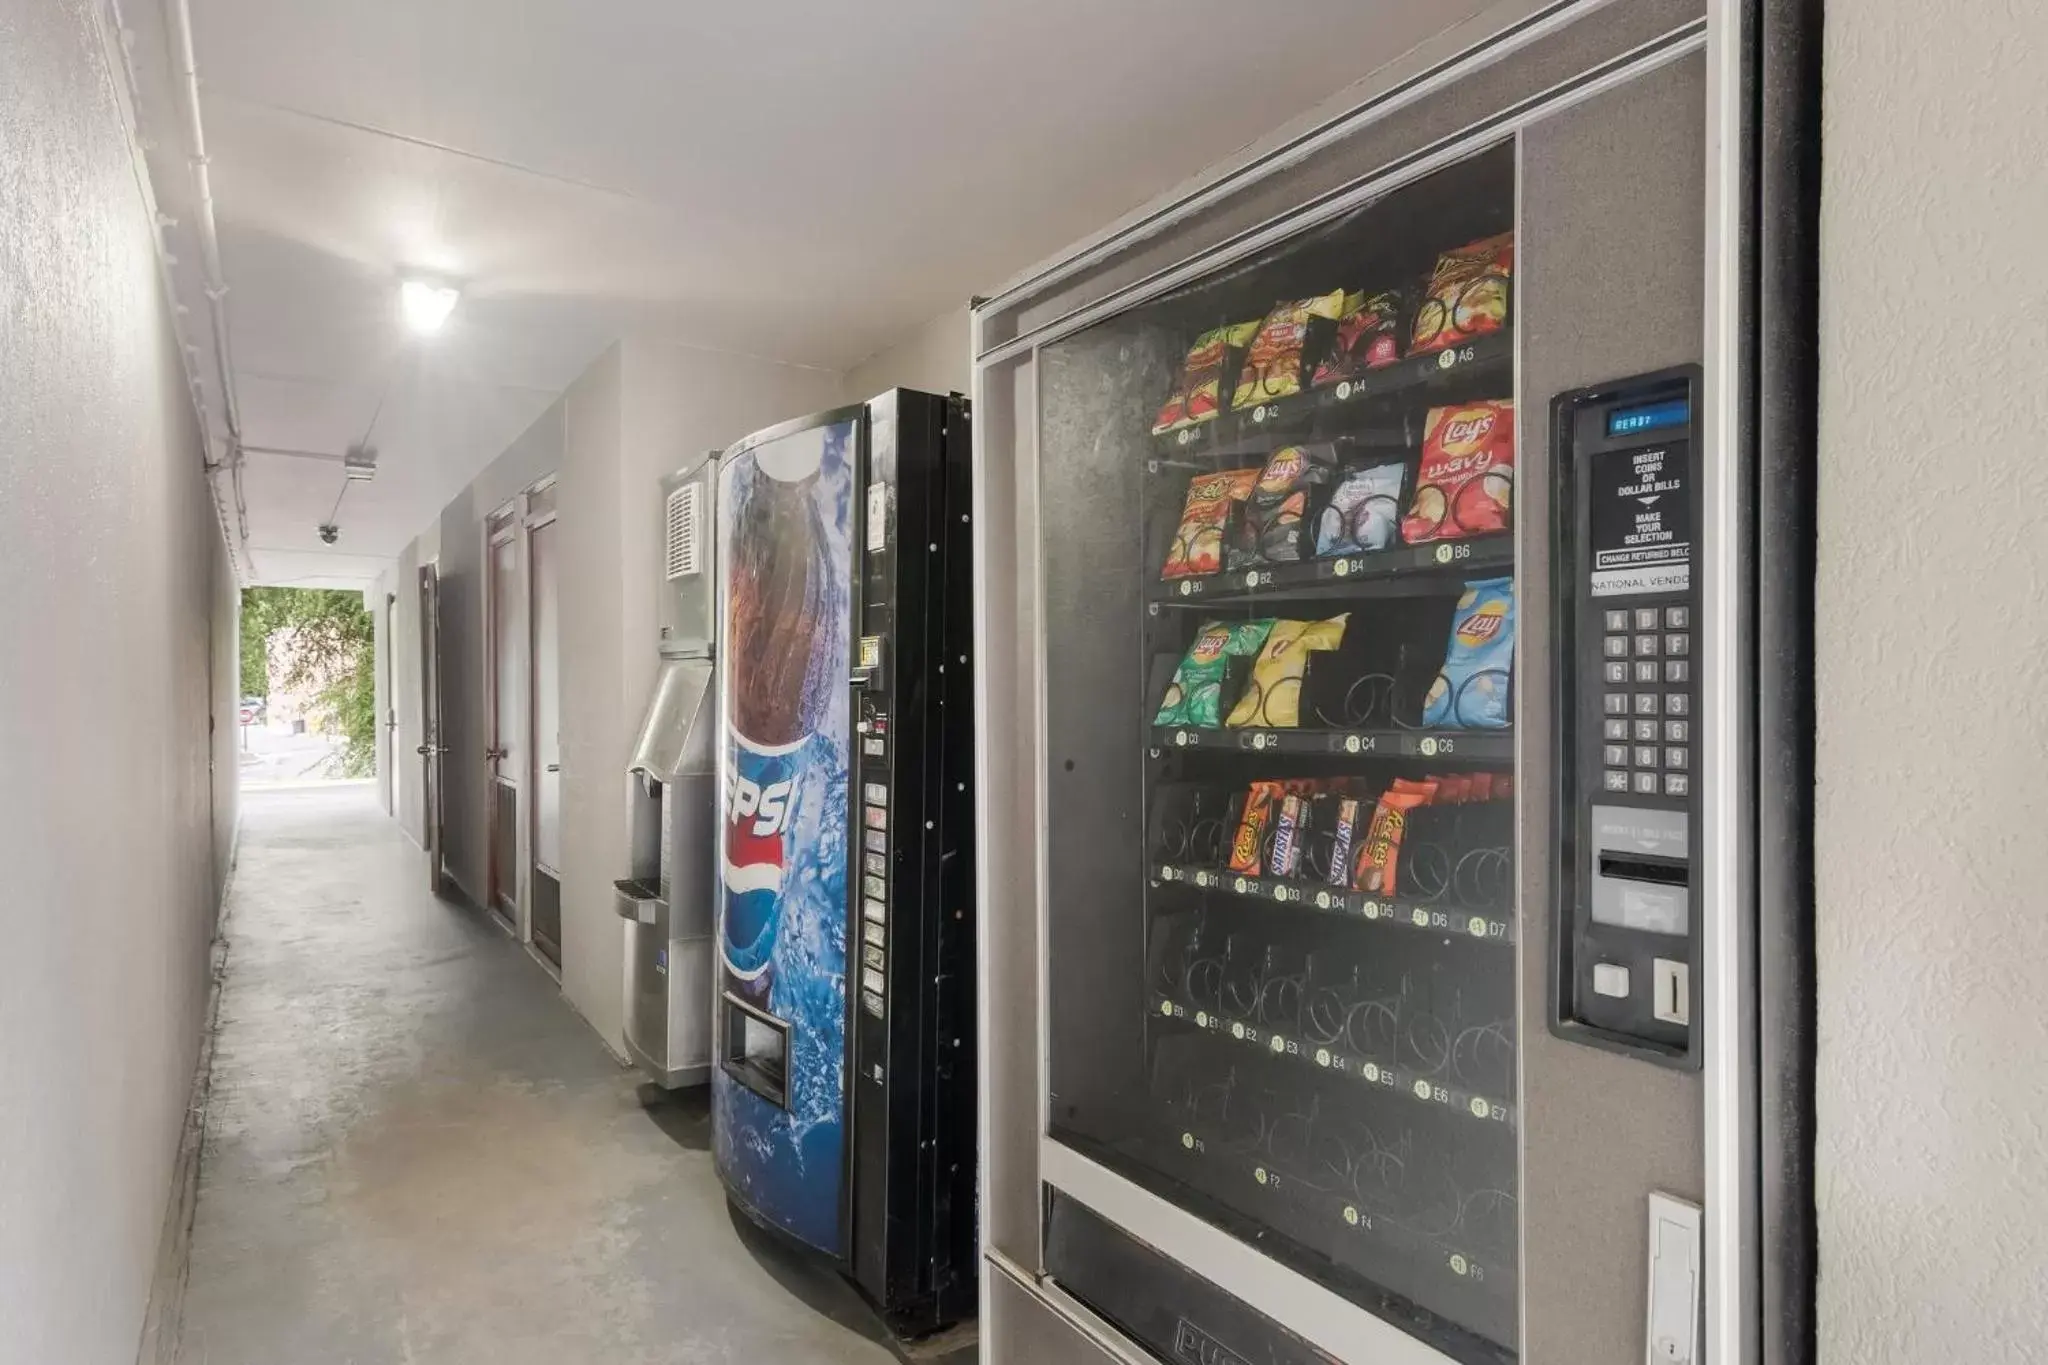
[665,483,702,580]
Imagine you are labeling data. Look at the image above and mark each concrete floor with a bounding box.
[173,783,918,1365]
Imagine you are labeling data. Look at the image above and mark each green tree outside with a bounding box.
[240,587,377,777]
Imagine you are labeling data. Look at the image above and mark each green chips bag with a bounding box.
[1155,619,1276,728]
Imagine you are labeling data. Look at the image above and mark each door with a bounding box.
[711,406,863,1257]
[418,563,447,896]
[487,523,522,926]
[383,592,398,814]
[529,509,562,966]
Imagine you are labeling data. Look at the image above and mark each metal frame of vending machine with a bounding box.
[616,453,722,1088]
[969,1,1816,1362]
[710,390,979,1337]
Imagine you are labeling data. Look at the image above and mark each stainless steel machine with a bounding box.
[616,453,722,1088]
[970,2,1817,1363]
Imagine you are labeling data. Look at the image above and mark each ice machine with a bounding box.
[970,2,1816,1364]
[710,390,978,1337]
[616,454,721,1088]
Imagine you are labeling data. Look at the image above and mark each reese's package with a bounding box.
[1231,291,1346,410]
[1315,459,1407,557]
[1229,781,1286,875]
[1402,400,1515,544]
[1410,233,1513,355]
[1312,289,1405,385]
[1225,615,1349,729]
[1162,468,1258,579]
[1153,321,1261,434]
[1230,443,1337,568]
[1154,619,1276,728]
[1422,578,1516,730]
[1353,778,1440,896]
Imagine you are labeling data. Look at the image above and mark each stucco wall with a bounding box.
[1817,3,2048,1361]
[844,306,972,402]
[0,1,239,1357]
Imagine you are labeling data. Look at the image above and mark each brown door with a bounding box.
[418,562,448,896]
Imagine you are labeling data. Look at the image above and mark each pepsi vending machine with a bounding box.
[713,390,977,1336]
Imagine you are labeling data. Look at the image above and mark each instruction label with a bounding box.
[1590,440,1691,597]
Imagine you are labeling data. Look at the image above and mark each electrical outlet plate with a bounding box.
[1645,1192,1702,1365]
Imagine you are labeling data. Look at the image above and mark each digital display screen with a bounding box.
[1607,398,1690,438]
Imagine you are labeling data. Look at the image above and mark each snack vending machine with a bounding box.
[971,2,1815,1364]
[711,390,978,1336]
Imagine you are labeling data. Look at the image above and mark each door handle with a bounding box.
[484,746,509,761]
[415,744,433,755]
[546,763,561,773]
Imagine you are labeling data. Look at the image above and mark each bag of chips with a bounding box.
[1229,444,1337,568]
[1154,619,1275,728]
[1312,289,1405,385]
[1153,321,1261,434]
[1352,778,1440,896]
[1225,615,1349,729]
[1422,578,1515,730]
[1410,234,1513,355]
[1402,401,1515,544]
[1231,291,1346,410]
[1316,459,1407,557]
[1162,468,1258,579]
[1229,781,1286,875]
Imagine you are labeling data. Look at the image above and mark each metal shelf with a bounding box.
[1152,862,1514,945]
[1151,992,1516,1131]
[1152,725,1513,763]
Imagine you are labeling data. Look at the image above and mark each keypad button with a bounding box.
[1634,745,1659,768]
[1634,720,1659,742]
[1667,693,1690,716]
[1664,774,1691,797]
[1635,608,1660,630]
[1604,744,1629,767]
[1633,772,1660,795]
[1605,719,1630,741]
[1635,661,1659,683]
[1604,636,1629,659]
[1665,660,1690,683]
[1604,770,1629,793]
[1605,693,1630,715]
[1636,634,1661,657]
[1664,720,1690,742]
[1666,747,1690,769]
[1635,693,1661,715]
[1605,610,1630,632]
[1604,661,1628,684]
[1666,633,1690,656]
[1665,606,1690,629]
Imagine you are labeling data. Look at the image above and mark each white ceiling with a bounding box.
[141,0,1491,586]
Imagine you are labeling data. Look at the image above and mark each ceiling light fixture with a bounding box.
[400,278,459,334]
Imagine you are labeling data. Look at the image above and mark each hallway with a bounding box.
[174,784,907,1365]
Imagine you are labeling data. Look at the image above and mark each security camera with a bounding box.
[317,523,340,545]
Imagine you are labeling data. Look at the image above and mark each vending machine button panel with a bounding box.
[1551,367,1702,1068]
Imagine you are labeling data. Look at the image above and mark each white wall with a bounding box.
[0,1,238,1358]
[844,306,972,401]
[1818,3,2048,1361]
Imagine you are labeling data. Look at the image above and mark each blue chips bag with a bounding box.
[1422,578,1514,729]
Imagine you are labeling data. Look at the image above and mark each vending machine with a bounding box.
[970,2,1815,1364]
[711,390,978,1336]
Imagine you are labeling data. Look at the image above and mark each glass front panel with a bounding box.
[1040,143,1519,1360]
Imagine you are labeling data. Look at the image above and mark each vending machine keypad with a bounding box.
[1552,368,1702,1068]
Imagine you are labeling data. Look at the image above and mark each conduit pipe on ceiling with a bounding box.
[168,0,254,564]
